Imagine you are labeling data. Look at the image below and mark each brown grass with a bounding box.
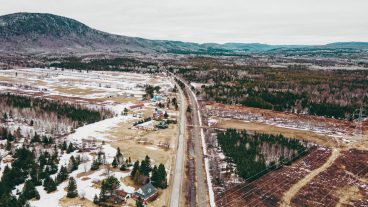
[77,170,97,178]
[97,96,141,104]
[53,86,104,95]
[107,116,178,166]
[215,119,339,147]
[122,176,140,190]
[59,197,97,207]
[335,185,363,207]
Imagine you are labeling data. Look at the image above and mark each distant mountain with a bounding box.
[0,12,204,55]
[325,42,368,49]
[0,12,367,55]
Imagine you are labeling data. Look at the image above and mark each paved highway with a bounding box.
[169,77,187,207]
[168,71,213,207]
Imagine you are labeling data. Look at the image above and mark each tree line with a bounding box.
[217,129,307,181]
[0,93,112,125]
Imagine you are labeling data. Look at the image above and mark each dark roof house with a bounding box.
[134,182,158,202]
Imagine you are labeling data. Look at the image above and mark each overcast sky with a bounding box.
[1,0,367,45]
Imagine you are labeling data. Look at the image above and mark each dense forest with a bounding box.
[0,93,112,125]
[172,66,368,119]
[0,144,80,206]
[217,129,308,181]
[49,57,157,72]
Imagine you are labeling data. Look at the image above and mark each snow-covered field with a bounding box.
[0,68,176,207]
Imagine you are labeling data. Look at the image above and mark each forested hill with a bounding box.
[1,12,367,56]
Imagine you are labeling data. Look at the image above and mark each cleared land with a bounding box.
[280,148,341,207]
[215,119,339,148]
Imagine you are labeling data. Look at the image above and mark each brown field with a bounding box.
[59,197,96,207]
[291,149,368,207]
[215,147,332,207]
[97,96,141,104]
[53,86,105,95]
[215,118,339,148]
[0,75,14,81]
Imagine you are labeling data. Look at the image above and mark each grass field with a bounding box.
[59,197,96,207]
[215,118,339,147]
[53,86,105,95]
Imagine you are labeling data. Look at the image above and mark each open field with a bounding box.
[203,100,368,206]
[214,118,339,148]
[0,68,177,207]
[108,124,178,166]
[203,101,357,144]
[59,197,96,207]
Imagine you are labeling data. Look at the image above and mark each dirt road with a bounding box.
[280,148,341,207]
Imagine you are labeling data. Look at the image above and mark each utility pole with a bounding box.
[354,106,364,141]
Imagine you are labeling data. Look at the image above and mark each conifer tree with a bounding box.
[43,176,57,193]
[151,165,159,187]
[136,199,144,207]
[66,177,78,198]
[67,142,75,154]
[22,180,40,200]
[112,157,118,168]
[90,159,100,170]
[130,160,139,177]
[56,166,69,184]
[99,188,106,202]
[157,164,167,188]
[93,194,99,204]
[61,140,67,151]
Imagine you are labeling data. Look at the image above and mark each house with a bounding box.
[106,92,118,98]
[134,183,158,203]
[152,108,164,120]
[111,190,130,203]
[151,95,162,102]
[2,155,13,163]
[129,103,145,110]
[156,120,168,129]
[136,120,155,131]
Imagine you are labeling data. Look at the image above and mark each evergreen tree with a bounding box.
[131,160,139,177]
[67,142,75,154]
[30,164,41,186]
[61,141,67,151]
[139,155,151,176]
[0,193,18,207]
[157,164,167,188]
[56,166,69,184]
[99,188,106,202]
[115,147,123,164]
[90,159,100,171]
[136,199,144,207]
[22,180,40,200]
[67,156,79,172]
[5,140,11,151]
[93,194,99,204]
[112,157,118,168]
[151,165,159,187]
[101,176,120,197]
[66,177,78,198]
[119,163,127,171]
[43,176,57,193]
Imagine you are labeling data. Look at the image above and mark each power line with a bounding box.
[201,109,362,206]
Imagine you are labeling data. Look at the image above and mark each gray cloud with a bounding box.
[0,0,367,44]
